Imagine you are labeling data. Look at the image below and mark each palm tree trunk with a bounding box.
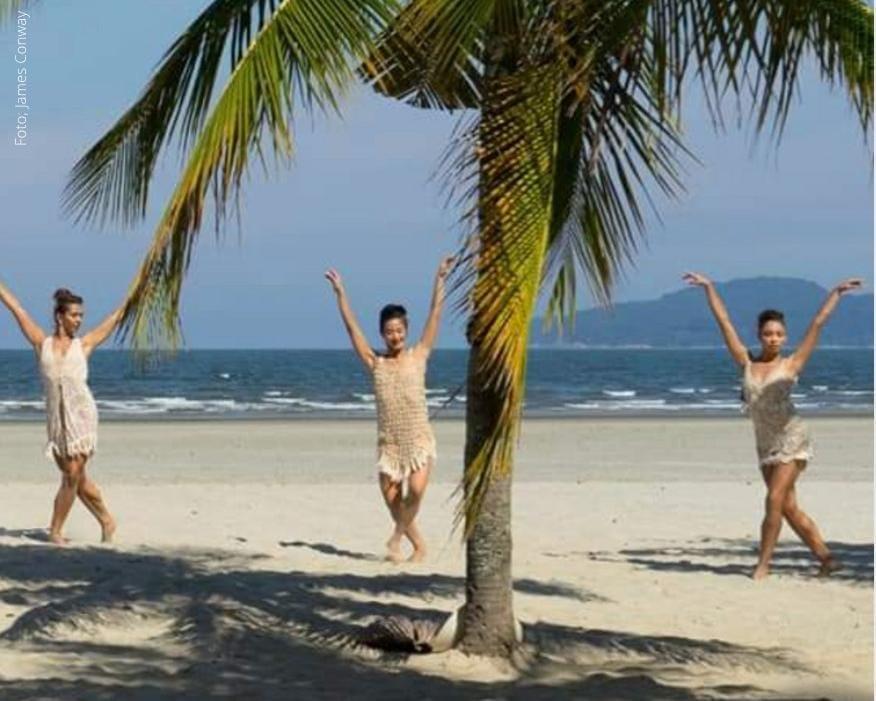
[459,341,516,655]
[457,24,520,656]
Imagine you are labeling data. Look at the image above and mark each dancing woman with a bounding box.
[684,272,862,579]
[0,283,123,544]
[326,256,454,562]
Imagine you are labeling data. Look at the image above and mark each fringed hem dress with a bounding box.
[372,347,436,490]
[741,357,813,468]
[39,337,99,461]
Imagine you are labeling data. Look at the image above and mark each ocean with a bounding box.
[0,348,870,420]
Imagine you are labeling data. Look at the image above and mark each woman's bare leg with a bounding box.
[398,462,431,562]
[76,464,116,543]
[782,481,837,574]
[379,475,405,562]
[49,455,84,545]
[753,461,800,580]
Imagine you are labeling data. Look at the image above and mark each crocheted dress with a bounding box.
[742,357,812,468]
[38,337,98,460]
[372,347,436,485]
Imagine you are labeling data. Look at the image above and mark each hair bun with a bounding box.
[52,288,83,313]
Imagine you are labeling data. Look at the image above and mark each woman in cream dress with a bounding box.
[0,283,124,544]
[684,272,861,579]
[326,255,454,563]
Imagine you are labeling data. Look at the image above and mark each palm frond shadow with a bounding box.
[275,540,611,602]
[277,540,382,561]
[0,540,822,700]
[0,527,50,542]
[582,538,873,584]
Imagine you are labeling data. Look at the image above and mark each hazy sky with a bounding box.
[0,1,872,348]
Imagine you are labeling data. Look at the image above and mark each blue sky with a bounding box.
[0,0,871,348]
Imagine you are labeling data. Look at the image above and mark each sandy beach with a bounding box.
[0,417,871,700]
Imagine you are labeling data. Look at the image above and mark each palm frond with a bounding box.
[542,65,692,332]
[450,63,562,536]
[541,0,871,330]
[363,0,501,109]
[102,0,396,348]
[0,0,30,24]
[645,0,873,138]
[362,0,532,109]
[65,0,398,231]
[65,0,276,228]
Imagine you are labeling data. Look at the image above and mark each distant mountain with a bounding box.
[533,277,874,347]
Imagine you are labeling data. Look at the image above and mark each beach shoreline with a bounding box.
[0,408,873,423]
[0,416,871,484]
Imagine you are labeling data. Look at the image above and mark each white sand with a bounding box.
[0,417,871,700]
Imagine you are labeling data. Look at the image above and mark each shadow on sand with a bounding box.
[0,536,825,700]
[578,538,873,584]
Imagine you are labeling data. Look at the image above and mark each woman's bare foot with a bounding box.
[48,530,66,546]
[407,545,427,563]
[404,520,426,554]
[751,563,769,580]
[385,533,404,563]
[405,525,427,563]
[817,556,842,577]
[101,517,117,543]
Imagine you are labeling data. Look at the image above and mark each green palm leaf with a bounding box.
[444,0,871,530]
[644,0,873,136]
[0,0,29,23]
[66,0,282,228]
[448,61,562,533]
[64,0,396,347]
[364,0,534,109]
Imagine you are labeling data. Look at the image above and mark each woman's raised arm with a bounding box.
[0,280,45,350]
[683,272,748,366]
[325,269,376,371]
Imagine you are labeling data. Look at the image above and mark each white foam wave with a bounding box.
[602,390,636,398]
[0,400,44,410]
[294,400,373,411]
[426,398,456,408]
[97,400,167,414]
[685,401,740,409]
[566,399,666,411]
[564,398,745,412]
[97,397,255,415]
[266,397,373,411]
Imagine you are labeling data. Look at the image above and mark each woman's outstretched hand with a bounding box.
[436,255,456,281]
[682,272,712,288]
[834,278,863,295]
[324,269,344,295]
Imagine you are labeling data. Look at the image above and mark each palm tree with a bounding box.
[62,0,871,657]
[366,0,873,654]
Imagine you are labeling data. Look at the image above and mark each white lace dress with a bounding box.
[742,357,813,468]
[38,337,98,460]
